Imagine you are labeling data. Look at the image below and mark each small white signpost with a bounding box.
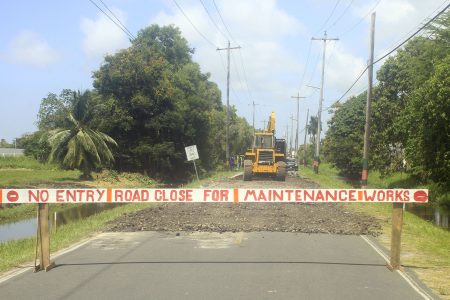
[185,145,199,181]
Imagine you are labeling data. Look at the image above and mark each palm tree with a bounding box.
[48,91,117,179]
[307,116,319,146]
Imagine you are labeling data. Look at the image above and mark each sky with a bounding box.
[0,0,448,144]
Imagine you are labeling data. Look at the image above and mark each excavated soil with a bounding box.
[107,174,381,236]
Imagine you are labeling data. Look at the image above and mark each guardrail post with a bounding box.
[388,202,403,270]
[36,204,55,272]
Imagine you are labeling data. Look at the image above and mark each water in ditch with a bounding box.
[0,204,119,243]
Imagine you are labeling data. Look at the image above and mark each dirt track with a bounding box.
[108,174,381,236]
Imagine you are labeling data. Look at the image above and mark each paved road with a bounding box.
[0,231,431,300]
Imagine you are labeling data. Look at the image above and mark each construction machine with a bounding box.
[243,112,286,181]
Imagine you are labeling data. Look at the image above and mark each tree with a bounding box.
[37,89,76,131]
[0,139,13,148]
[323,93,366,179]
[307,116,318,146]
[91,24,251,180]
[402,55,450,185]
[324,11,450,195]
[48,91,117,179]
[18,131,51,162]
[370,12,450,175]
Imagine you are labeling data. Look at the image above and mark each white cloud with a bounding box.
[218,0,304,40]
[325,43,366,93]
[81,8,130,59]
[152,0,304,96]
[352,0,446,55]
[310,0,446,102]
[4,30,59,67]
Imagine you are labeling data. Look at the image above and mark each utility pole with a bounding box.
[286,124,289,146]
[260,120,267,130]
[217,40,241,161]
[362,13,376,188]
[291,92,306,157]
[248,100,260,132]
[303,108,309,166]
[289,114,295,156]
[312,31,339,174]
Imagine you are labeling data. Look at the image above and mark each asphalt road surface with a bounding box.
[0,231,432,300]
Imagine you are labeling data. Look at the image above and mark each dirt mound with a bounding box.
[108,203,381,236]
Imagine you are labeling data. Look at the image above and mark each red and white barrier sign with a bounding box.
[0,188,428,204]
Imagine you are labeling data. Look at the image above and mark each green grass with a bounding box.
[183,170,240,188]
[0,156,81,187]
[0,203,151,273]
[299,164,353,188]
[0,205,36,225]
[0,169,82,187]
[299,162,450,298]
[0,156,56,170]
[0,169,242,274]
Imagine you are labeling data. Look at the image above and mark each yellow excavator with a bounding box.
[244,112,286,181]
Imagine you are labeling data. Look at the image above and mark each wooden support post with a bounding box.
[388,203,404,271]
[36,204,55,272]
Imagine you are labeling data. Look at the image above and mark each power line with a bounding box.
[172,0,216,48]
[327,2,450,112]
[238,49,255,104]
[212,0,237,44]
[341,0,381,37]
[305,48,322,87]
[88,0,134,41]
[98,0,135,39]
[376,0,449,60]
[231,53,253,103]
[298,40,312,91]
[323,66,368,112]
[316,0,342,34]
[230,54,249,102]
[327,0,356,30]
[218,51,243,104]
[199,0,229,40]
[373,2,450,64]
[209,0,254,107]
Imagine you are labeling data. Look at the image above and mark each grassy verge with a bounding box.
[0,203,150,273]
[183,169,241,188]
[299,163,450,298]
[0,168,239,275]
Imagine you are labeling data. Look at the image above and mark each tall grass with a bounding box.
[0,203,151,273]
[299,163,450,298]
[0,156,55,170]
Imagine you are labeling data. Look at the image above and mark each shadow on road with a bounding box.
[55,261,386,267]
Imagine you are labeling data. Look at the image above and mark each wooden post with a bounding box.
[388,203,404,270]
[36,204,55,272]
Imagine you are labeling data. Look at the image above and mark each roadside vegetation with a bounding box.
[0,155,236,275]
[299,163,450,298]
[0,203,150,273]
[15,25,252,183]
[298,12,450,208]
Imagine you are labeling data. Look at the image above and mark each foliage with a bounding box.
[0,156,55,170]
[48,91,117,178]
[324,12,450,203]
[323,92,366,179]
[17,131,51,162]
[0,139,13,148]
[307,116,319,145]
[28,25,252,181]
[37,89,76,131]
[401,55,450,185]
[91,25,252,180]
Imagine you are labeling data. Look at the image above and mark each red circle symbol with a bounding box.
[6,191,19,202]
[413,191,428,202]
